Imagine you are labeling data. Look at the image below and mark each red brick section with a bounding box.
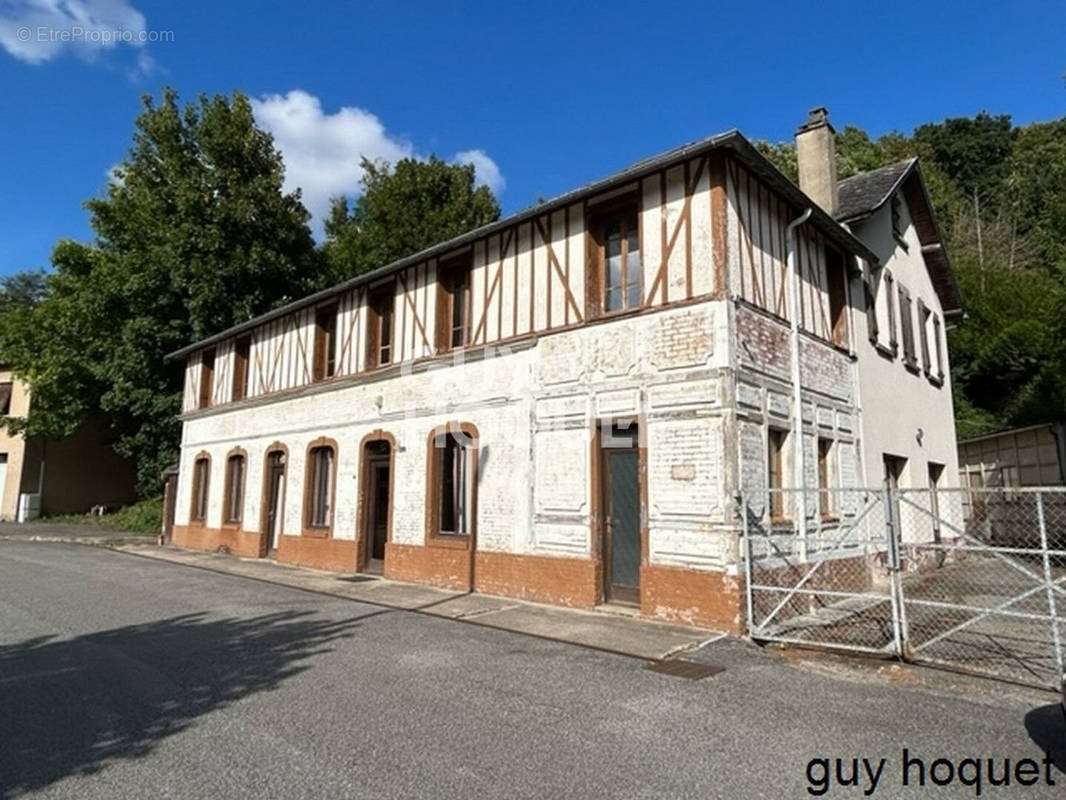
[641,564,745,633]
[276,535,356,572]
[474,551,601,608]
[384,542,471,590]
[172,525,261,558]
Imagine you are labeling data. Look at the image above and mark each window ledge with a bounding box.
[302,527,331,539]
[221,521,243,531]
[427,534,471,550]
[874,342,898,360]
[904,360,922,376]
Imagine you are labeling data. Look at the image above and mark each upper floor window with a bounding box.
[0,381,12,416]
[932,314,944,382]
[884,270,898,355]
[367,283,395,369]
[232,336,251,401]
[891,194,908,249]
[191,455,210,522]
[898,284,919,371]
[305,443,336,532]
[437,255,471,352]
[918,300,932,376]
[313,304,338,381]
[198,349,215,409]
[825,247,848,348]
[224,452,245,525]
[589,201,641,316]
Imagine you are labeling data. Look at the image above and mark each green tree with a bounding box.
[0,269,48,310]
[0,88,321,493]
[322,156,500,282]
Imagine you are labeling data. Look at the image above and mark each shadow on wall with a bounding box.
[0,610,360,797]
[1025,704,1066,774]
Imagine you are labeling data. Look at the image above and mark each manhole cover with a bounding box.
[646,659,725,680]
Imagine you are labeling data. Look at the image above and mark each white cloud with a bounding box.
[453,148,506,193]
[0,0,149,65]
[252,90,505,239]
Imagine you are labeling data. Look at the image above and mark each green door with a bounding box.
[605,449,641,604]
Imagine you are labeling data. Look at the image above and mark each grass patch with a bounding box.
[38,497,163,535]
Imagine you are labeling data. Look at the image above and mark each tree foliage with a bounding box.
[0,88,321,493]
[757,113,1066,438]
[322,156,500,282]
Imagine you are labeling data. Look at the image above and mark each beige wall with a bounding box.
[0,370,31,520]
[851,191,960,490]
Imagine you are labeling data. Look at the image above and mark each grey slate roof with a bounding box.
[836,158,917,221]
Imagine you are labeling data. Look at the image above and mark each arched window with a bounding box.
[223,450,247,526]
[190,454,210,523]
[303,439,337,534]
[426,423,478,541]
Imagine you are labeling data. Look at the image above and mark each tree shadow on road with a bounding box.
[0,610,359,797]
[1025,703,1066,774]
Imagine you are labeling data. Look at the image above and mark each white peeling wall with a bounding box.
[176,300,738,571]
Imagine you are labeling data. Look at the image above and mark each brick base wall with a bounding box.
[474,551,601,608]
[641,564,745,633]
[172,525,262,558]
[276,535,356,572]
[384,542,471,590]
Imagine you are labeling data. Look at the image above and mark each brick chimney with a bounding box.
[795,107,838,216]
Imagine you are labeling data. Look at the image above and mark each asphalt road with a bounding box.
[1,542,1063,799]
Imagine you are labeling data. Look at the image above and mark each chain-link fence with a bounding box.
[742,486,1066,691]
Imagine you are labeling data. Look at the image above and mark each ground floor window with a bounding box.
[304,441,336,533]
[191,455,210,523]
[224,452,246,525]
[817,438,834,519]
[428,424,478,539]
[768,429,787,520]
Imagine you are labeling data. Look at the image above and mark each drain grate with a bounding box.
[645,659,725,680]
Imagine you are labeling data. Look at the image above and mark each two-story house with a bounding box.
[165,109,960,631]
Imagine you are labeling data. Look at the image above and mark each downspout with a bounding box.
[786,208,813,542]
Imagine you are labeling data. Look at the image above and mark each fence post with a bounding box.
[741,493,756,637]
[1035,490,1065,681]
[883,486,907,658]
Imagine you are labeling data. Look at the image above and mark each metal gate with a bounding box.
[742,486,1066,691]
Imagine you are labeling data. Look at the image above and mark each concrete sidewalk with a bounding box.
[0,521,157,547]
[109,542,719,661]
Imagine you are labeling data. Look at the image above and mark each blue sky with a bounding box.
[0,0,1062,276]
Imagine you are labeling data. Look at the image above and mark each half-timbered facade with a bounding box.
[167,109,961,631]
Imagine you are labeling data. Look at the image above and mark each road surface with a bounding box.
[1,541,1062,798]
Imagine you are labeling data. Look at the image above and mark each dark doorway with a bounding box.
[262,450,286,558]
[600,421,642,605]
[362,440,392,574]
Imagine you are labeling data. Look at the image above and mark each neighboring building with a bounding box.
[0,369,138,521]
[958,423,1066,489]
[165,108,961,631]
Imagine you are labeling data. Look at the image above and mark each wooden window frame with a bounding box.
[898,284,920,373]
[232,336,251,402]
[302,437,338,537]
[883,270,899,357]
[767,428,787,521]
[425,422,479,548]
[189,452,211,526]
[825,247,849,349]
[917,299,932,376]
[586,195,642,320]
[313,303,339,382]
[198,349,215,410]
[863,273,879,346]
[931,314,945,384]
[891,194,908,250]
[222,448,247,528]
[817,438,836,521]
[365,282,395,370]
[435,254,472,353]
